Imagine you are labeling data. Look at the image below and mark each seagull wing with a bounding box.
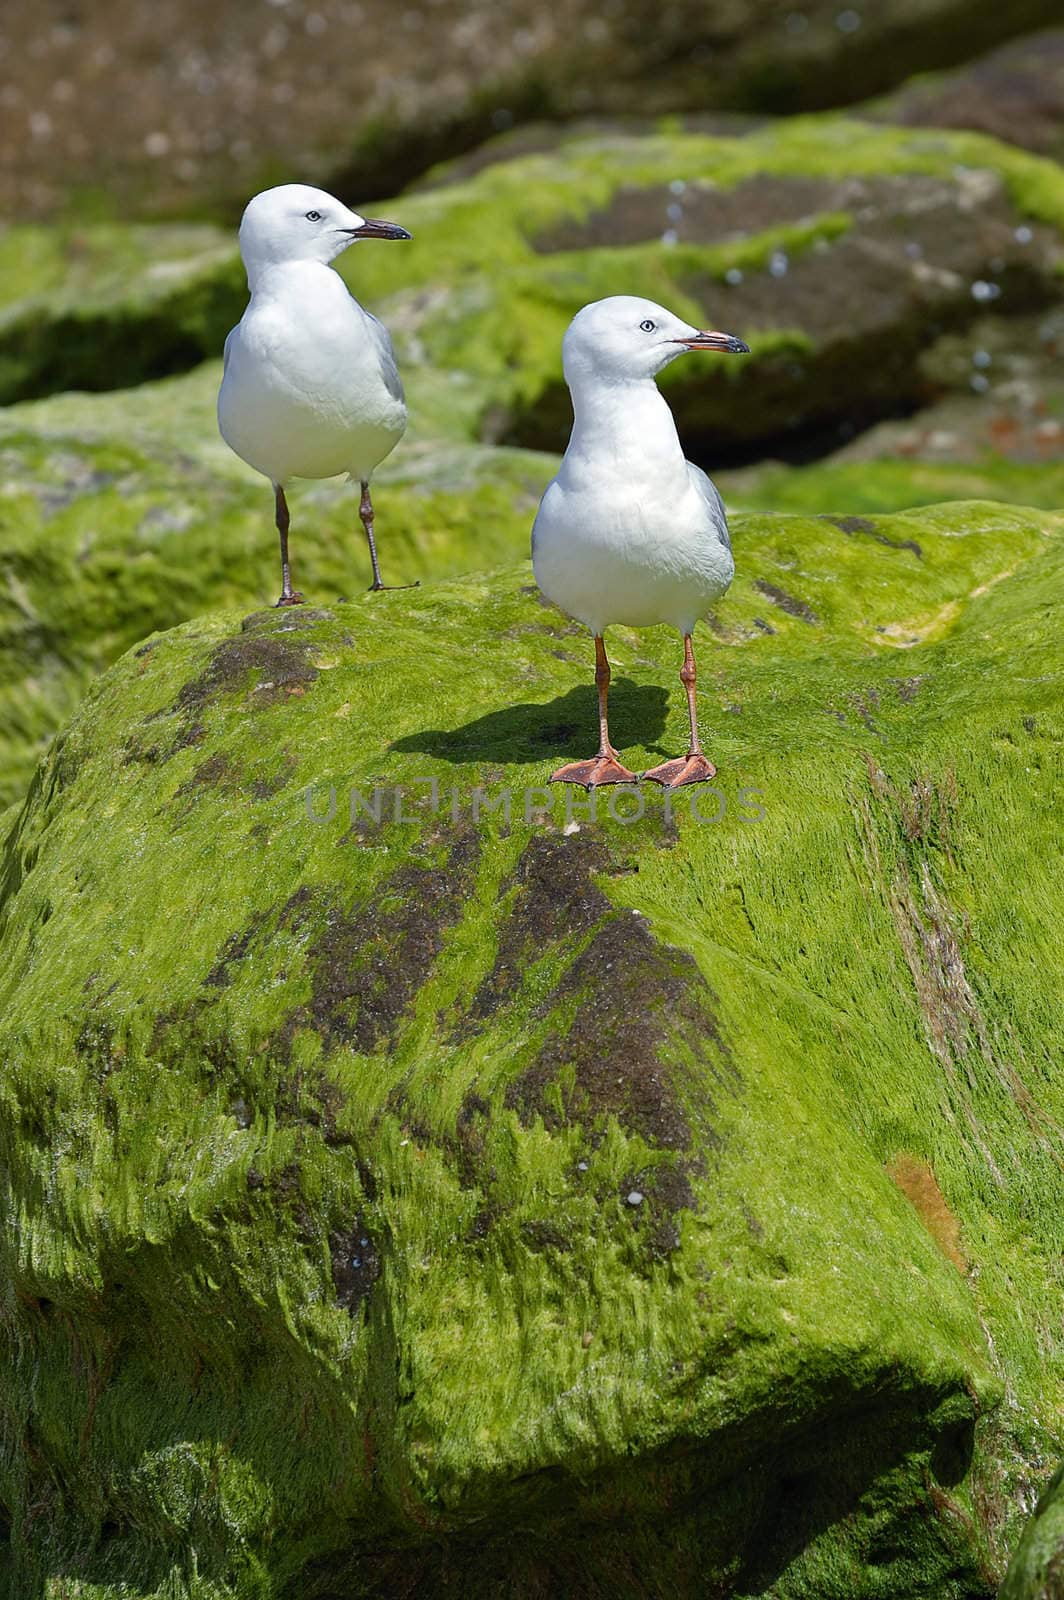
[364,310,405,405]
[687,460,731,551]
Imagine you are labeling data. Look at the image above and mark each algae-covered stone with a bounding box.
[8,356,1064,823]
[372,119,1064,461]
[0,502,1061,1597]
[1000,1465,1064,1599]
[0,223,241,404]
[0,372,546,810]
[10,117,1064,459]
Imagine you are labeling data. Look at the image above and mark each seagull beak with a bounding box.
[343,218,412,241]
[674,330,750,354]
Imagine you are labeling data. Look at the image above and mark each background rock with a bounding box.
[6,117,1064,444]
[872,28,1064,165]
[0,503,1062,1595]
[0,222,241,403]
[1,0,1061,221]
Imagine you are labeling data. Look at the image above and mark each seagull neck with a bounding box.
[568,375,683,465]
[245,258,338,298]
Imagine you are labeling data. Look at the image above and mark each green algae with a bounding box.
[0,502,1061,1597]
[0,422,540,810]
[721,456,1064,516]
[0,224,242,405]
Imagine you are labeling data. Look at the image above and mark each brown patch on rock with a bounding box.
[443,835,741,1265]
[622,1163,699,1261]
[465,834,613,1026]
[826,515,922,559]
[143,630,321,754]
[887,1154,967,1272]
[892,676,926,703]
[521,1220,573,1253]
[274,1066,352,1147]
[753,580,819,624]
[505,892,738,1155]
[452,1090,493,1191]
[204,915,270,988]
[272,1162,316,1245]
[175,751,243,797]
[177,632,319,715]
[283,830,479,1057]
[534,174,844,253]
[847,689,881,733]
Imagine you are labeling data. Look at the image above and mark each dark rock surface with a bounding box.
[1,0,1062,220]
[872,27,1064,166]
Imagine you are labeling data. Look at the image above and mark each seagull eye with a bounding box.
[305,210,323,222]
[640,319,656,332]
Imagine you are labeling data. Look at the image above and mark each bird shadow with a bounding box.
[391,680,671,767]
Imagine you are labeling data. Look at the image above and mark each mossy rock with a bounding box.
[369,119,1064,462]
[0,391,547,813]
[8,117,1064,465]
[0,223,242,404]
[6,356,1064,822]
[1,502,1061,1597]
[1000,1465,1064,1598]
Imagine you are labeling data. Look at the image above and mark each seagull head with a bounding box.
[562,295,749,386]
[237,183,411,278]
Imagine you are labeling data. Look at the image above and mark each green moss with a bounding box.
[0,416,543,809]
[0,502,1061,1596]
[0,222,241,403]
[721,455,1064,515]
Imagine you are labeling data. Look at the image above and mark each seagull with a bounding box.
[531,295,749,789]
[218,183,412,605]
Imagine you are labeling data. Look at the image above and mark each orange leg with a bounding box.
[550,634,638,788]
[642,633,717,787]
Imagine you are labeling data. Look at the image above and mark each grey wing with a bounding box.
[222,326,236,374]
[688,460,730,551]
[365,311,405,405]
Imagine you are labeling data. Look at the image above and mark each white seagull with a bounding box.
[531,295,749,789]
[218,183,411,605]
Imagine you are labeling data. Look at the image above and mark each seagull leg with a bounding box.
[643,633,717,787]
[550,634,638,788]
[274,484,304,606]
[360,480,418,592]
